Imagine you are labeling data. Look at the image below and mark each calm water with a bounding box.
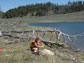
[29,22,84,50]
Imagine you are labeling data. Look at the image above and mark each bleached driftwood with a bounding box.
[3,34,67,48]
[2,30,59,33]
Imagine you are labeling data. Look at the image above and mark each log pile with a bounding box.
[1,30,59,33]
[2,34,68,48]
[1,29,68,48]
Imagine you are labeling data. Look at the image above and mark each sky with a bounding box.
[0,0,84,12]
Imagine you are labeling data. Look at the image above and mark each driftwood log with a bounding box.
[1,30,59,33]
[0,29,69,48]
[2,34,68,48]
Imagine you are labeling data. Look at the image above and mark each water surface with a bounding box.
[29,22,84,50]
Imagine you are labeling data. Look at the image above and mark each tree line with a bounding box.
[1,1,84,18]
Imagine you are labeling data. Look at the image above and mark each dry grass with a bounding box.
[0,11,84,63]
[0,30,84,63]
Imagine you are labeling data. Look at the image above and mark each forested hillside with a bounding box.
[2,1,84,18]
[0,8,3,18]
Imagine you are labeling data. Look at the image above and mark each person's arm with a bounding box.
[40,42,44,48]
[35,42,42,48]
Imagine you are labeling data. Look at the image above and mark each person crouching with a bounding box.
[30,38,42,55]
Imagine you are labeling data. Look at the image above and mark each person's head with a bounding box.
[35,38,39,42]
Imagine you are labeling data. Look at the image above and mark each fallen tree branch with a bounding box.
[2,30,59,33]
[3,34,68,48]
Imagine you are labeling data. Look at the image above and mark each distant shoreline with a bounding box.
[0,11,84,24]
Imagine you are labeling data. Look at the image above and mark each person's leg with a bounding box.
[36,48,40,55]
[33,48,38,52]
[33,48,39,55]
[31,48,35,54]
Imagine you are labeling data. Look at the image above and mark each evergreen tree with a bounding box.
[0,6,3,18]
[2,1,84,18]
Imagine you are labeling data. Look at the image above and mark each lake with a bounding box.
[29,22,84,50]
